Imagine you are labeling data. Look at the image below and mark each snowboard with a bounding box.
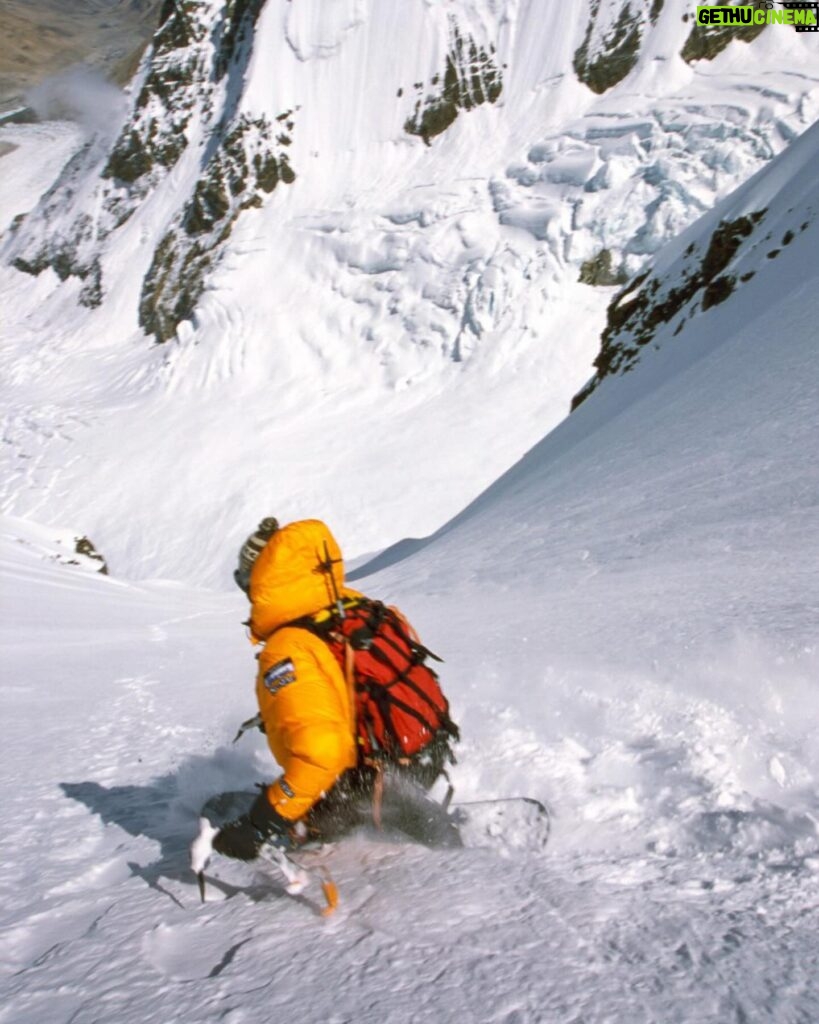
[191,788,550,910]
[197,788,550,854]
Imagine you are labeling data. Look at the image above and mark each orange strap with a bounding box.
[388,604,419,642]
[372,762,384,830]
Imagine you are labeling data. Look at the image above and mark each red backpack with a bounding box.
[302,598,459,762]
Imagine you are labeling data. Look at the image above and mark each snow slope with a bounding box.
[2,108,819,1022]
[2,1,819,586]
[357,112,819,862]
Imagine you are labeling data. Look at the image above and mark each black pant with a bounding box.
[304,736,460,847]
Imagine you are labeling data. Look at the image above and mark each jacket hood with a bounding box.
[249,519,345,640]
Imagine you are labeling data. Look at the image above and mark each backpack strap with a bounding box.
[283,598,366,751]
[384,605,444,663]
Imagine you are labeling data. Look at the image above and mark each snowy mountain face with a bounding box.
[2,1,819,585]
[7,0,287,319]
[572,93,819,408]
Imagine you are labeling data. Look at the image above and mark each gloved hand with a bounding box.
[213,790,293,861]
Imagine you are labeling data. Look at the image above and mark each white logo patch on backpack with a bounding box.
[263,658,296,695]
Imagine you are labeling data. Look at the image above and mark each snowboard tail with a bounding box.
[452,797,551,854]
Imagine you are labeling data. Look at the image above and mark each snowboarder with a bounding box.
[213,517,459,861]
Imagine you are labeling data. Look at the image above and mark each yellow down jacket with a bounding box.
[248,519,360,822]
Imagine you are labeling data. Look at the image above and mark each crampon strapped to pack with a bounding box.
[298,597,460,762]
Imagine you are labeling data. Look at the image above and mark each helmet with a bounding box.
[234,517,279,594]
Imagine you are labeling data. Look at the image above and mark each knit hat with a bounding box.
[234,517,279,593]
